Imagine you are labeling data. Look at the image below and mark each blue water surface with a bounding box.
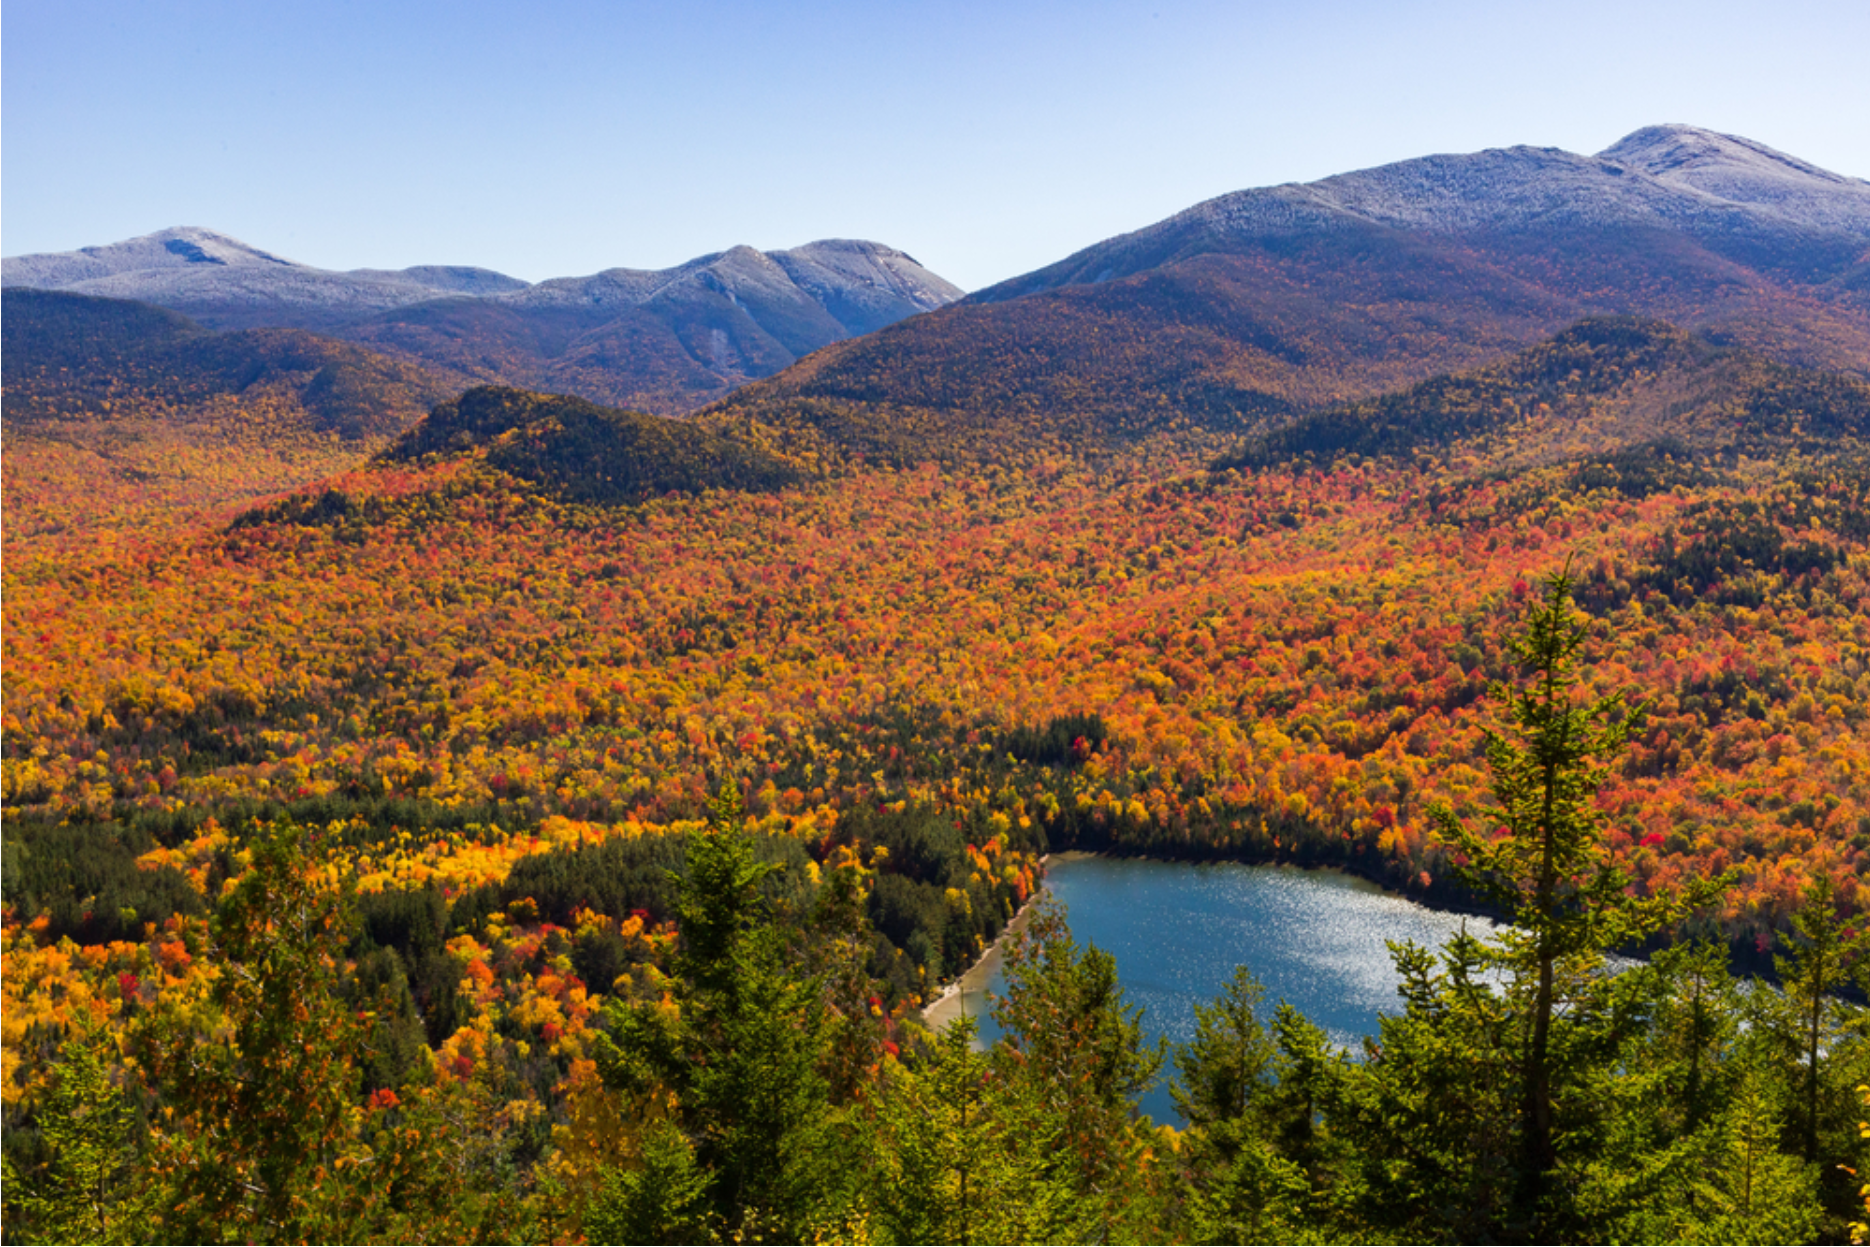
[950,853,1499,1125]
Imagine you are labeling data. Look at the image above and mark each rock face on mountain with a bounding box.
[3,229,962,414]
[711,125,1870,458]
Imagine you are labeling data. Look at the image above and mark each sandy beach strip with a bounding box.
[920,853,1092,1029]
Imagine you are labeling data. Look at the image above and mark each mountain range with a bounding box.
[3,230,962,414]
[7,124,1867,463]
[709,125,1870,459]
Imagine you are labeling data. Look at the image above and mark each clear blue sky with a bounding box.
[5,0,1867,292]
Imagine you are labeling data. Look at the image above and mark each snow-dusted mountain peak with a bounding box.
[972,123,1869,307]
[773,240,964,309]
[1,228,966,414]
[1598,125,1852,187]
[1593,124,1870,233]
[1,226,303,289]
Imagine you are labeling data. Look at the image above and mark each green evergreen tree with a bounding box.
[1342,930,1518,1240]
[1764,874,1870,1234]
[864,1016,1083,1245]
[989,898,1169,1242]
[1776,874,1865,1162]
[1690,1042,1822,1244]
[1431,566,1723,1227]
[1169,968,1310,1243]
[1586,1033,1821,1244]
[1172,966,1276,1128]
[2,1023,150,1245]
[592,783,851,1242]
[1650,940,1744,1140]
[584,1119,712,1246]
[1568,941,1748,1235]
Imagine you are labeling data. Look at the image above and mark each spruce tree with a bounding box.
[1775,874,1863,1163]
[1431,566,1724,1227]
[865,1016,1083,1245]
[1172,966,1276,1128]
[1,1024,150,1244]
[990,898,1168,1241]
[593,783,847,1242]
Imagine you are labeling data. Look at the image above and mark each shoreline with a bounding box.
[920,853,1093,1030]
[925,850,1799,998]
[916,850,1406,1032]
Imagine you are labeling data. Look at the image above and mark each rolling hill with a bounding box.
[0,289,465,554]
[1215,316,1870,471]
[2,288,462,439]
[379,385,803,502]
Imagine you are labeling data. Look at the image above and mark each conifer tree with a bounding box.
[1172,966,1276,1128]
[592,783,848,1241]
[1169,969,1311,1242]
[990,898,1168,1241]
[865,1016,1083,1245]
[1431,565,1724,1226]
[1,1024,149,1244]
[1347,930,1519,1240]
[1776,874,1864,1162]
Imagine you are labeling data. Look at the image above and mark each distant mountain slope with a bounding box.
[981,125,1870,298]
[714,126,1870,460]
[4,229,963,415]
[1,289,469,555]
[1214,316,1870,471]
[0,227,529,325]
[1,288,461,439]
[1,226,303,286]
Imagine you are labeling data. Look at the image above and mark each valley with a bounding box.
[4,123,1868,1242]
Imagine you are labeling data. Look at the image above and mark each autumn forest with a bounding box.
[5,166,1870,1247]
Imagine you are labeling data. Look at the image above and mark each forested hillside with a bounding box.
[2,289,463,439]
[373,385,803,503]
[3,581,1859,1242]
[0,290,464,559]
[6,128,1870,1238]
[1217,316,1870,470]
[10,328,1864,945]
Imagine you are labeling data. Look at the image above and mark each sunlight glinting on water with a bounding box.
[958,855,1503,1124]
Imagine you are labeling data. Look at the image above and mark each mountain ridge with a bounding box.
[4,229,963,415]
[1212,315,1870,472]
[0,287,462,440]
[974,125,1870,304]
[707,125,1870,460]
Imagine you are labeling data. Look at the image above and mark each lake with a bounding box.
[926,851,1502,1125]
